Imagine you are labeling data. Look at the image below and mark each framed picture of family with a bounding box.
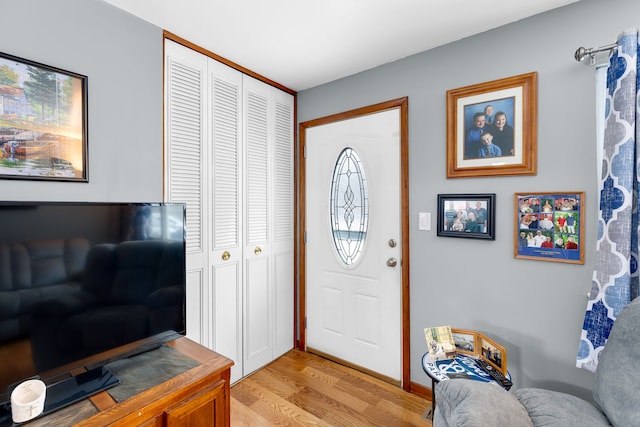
[514,192,585,264]
[446,72,537,179]
[437,193,496,240]
[480,335,507,375]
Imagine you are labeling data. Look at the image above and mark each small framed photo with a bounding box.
[514,192,585,264]
[446,72,537,178]
[480,335,507,375]
[451,328,478,356]
[0,51,88,182]
[437,193,496,240]
[424,326,457,362]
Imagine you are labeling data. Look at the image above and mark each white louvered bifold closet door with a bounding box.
[165,40,293,384]
[272,90,295,360]
[242,76,295,375]
[243,75,272,375]
[165,40,210,348]
[209,61,243,383]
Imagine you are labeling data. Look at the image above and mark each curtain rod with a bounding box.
[574,43,617,65]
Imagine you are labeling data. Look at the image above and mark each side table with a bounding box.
[422,352,512,420]
[14,337,233,426]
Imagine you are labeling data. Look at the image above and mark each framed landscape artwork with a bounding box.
[514,192,585,264]
[446,72,537,178]
[0,51,88,181]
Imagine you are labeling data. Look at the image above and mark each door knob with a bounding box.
[222,251,230,261]
[254,246,262,255]
[386,257,397,267]
[388,239,397,248]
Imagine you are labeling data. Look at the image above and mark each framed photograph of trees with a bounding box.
[0,51,87,181]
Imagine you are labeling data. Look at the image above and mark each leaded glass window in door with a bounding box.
[330,147,369,265]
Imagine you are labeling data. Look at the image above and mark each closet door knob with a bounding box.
[254,246,262,255]
[222,251,230,261]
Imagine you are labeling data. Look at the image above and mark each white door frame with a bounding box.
[298,97,410,390]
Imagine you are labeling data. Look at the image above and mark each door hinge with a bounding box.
[304,230,307,244]
[304,145,307,158]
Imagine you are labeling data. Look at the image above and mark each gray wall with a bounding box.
[2,0,634,402]
[1,0,163,203]
[298,0,636,400]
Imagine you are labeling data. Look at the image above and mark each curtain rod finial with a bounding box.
[575,47,589,62]
[575,43,617,65]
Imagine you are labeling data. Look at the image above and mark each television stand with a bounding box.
[1,338,233,426]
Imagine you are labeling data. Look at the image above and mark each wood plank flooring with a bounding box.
[231,350,432,426]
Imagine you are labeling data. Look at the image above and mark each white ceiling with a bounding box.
[103,0,579,91]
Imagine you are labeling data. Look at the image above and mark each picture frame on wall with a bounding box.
[446,72,537,178]
[437,193,496,240]
[0,51,88,182]
[514,192,585,264]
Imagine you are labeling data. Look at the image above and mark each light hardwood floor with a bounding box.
[231,350,432,426]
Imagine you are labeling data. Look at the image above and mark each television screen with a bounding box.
[0,202,186,414]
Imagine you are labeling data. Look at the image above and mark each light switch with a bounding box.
[419,212,431,231]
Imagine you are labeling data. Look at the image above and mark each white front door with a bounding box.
[305,106,402,382]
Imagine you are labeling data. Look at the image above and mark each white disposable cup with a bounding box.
[11,379,47,423]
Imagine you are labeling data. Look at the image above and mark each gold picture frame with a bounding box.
[451,328,478,356]
[514,192,585,264]
[480,335,507,375]
[446,72,537,178]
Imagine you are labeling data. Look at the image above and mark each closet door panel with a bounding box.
[243,257,271,375]
[209,61,243,383]
[212,262,241,382]
[244,81,269,246]
[272,91,294,358]
[273,249,294,357]
[165,40,210,346]
[243,76,273,374]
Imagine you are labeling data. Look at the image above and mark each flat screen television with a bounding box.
[0,201,186,423]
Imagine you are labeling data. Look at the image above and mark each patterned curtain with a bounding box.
[577,28,640,372]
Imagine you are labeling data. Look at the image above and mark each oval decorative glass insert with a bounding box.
[330,147,369,265]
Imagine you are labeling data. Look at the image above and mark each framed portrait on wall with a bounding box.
[514,192,585,264]
[446,72,537,178]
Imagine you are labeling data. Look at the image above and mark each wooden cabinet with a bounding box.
[32,337,233,427]
[165,380,226,426]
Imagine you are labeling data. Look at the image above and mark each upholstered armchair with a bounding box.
[433,297,640,426]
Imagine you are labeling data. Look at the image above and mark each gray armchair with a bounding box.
[433,297,640,426]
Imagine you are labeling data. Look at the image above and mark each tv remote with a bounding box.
[475,358,513,390]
